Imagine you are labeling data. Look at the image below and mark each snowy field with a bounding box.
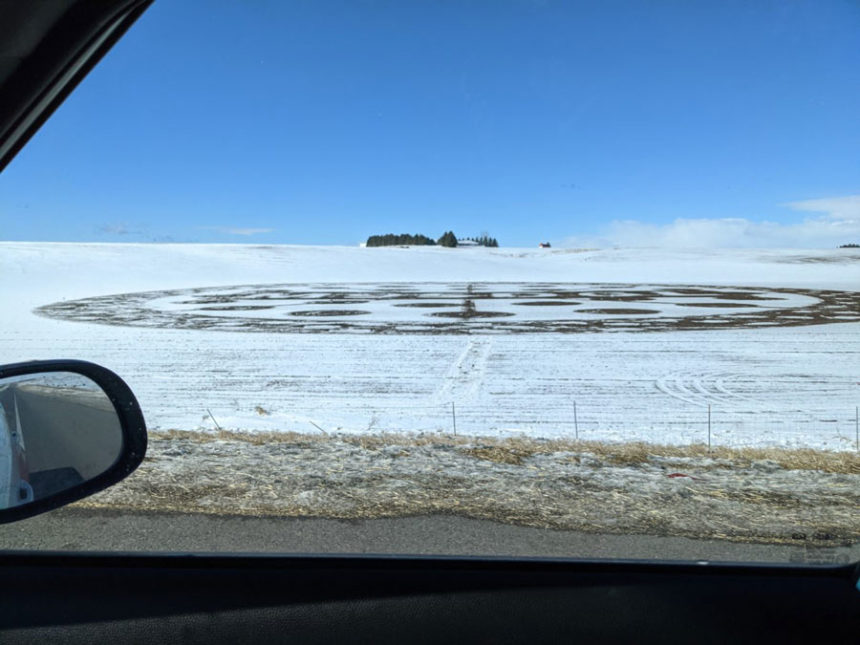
[1,243,858,451]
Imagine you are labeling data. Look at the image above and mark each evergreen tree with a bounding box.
[463,233,499,248]
[366,233,436,247]
[438,231,458,247]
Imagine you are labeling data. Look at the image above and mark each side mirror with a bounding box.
[0,360,147,523]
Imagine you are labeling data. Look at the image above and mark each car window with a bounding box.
[0,0,858,564]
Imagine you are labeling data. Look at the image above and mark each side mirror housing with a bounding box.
[0,360,147,523]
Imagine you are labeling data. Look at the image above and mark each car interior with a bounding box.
[0,1,857,642]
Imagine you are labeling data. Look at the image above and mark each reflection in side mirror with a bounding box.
[0,372,123,509]
[0,360,147,523]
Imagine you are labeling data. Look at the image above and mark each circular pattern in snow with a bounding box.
[36,283,860,334]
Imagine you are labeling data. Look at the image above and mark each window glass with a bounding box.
[0,0,858,564]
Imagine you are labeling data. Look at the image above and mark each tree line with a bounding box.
[365,233,436,247]
[365,231,498,248]
[460,235,499,247]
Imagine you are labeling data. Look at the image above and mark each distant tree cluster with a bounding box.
[365,233,437,247]
[839,243,859,248]
[365,230,499,248]
[437,231,458,247]
[461,235,499,247]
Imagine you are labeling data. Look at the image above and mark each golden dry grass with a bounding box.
[148,429,860,474]
[77,429,860,546]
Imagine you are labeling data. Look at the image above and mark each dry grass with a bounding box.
[78,429,860,546]
[580,440,860,474]
[462,445,532,465]
[151,428,329,445]
[150,429,859,474]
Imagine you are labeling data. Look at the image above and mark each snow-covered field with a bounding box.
[1,243,858,450]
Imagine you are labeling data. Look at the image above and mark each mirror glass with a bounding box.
[0,372,123,509]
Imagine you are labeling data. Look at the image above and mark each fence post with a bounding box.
[707,405,711,452]
[573,400,579,441]
[451,402,457,436]
[206,408,222,431]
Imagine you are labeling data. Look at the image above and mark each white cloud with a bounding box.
[562,195,860,249]
[785,195,860,221]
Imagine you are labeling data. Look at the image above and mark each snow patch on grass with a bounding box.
[79,431,860,546]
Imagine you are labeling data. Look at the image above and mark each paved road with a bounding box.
[0,508,856,565]
[0,384,121,480]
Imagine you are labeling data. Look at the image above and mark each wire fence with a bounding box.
[230,402,860,451]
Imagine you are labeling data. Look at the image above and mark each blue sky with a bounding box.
[1,0,859,247]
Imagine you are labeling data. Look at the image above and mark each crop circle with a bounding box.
[36,283,860,334]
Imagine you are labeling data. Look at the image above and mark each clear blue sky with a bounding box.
[1,0,859,247]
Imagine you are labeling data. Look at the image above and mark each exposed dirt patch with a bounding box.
[674,302,756,308]
[574,291,657,302]
[577,308,661,315]
[394,302,460,308]
[429,297,516,319]
[289,310,370,317]
[512,300,581,306]
[779,254,860,264]
[711,293,781,301]
[430,311,515,319]
[200,305,275,311]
